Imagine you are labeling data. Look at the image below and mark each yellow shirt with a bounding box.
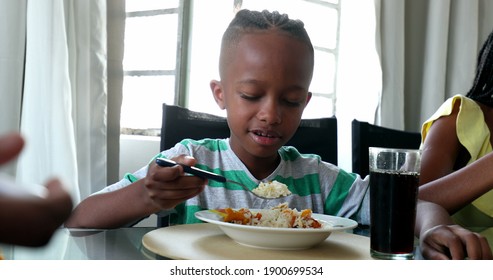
[422,95,493,234]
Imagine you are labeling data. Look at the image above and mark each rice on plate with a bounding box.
[215,203,322,229]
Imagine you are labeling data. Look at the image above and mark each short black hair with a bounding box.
[219,9,314,77]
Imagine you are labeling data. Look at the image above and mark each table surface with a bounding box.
[1,224,488,261]
[0,227,158,260]
[143,223,372,260]
[0,224,377,260]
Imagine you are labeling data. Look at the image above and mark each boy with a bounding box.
[66,9,491,259]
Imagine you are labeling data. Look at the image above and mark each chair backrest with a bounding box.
[351,119,421,178]
[160,104,230,151]
[161,104,338,165]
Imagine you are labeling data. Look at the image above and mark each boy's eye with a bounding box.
[238,91,305,107]
[283,99,303,107]
[286,101,301,107]
[239,92,260,100]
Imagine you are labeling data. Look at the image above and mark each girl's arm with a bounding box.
[419,101,493,213]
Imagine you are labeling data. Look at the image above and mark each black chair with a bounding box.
[351,119,421,178]
[158,104,338,227]
[161,104,338,164]
[160,104,230,152]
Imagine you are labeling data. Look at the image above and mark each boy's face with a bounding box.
[211,32,313,164]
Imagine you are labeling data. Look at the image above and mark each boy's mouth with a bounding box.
[252,130,278,138]
[250,129,282,146]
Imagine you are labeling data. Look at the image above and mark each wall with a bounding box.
[119,135,160,226]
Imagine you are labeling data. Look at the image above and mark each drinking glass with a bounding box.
[369,147,420,260]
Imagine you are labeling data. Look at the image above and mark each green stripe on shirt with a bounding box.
[171,203,203,224]
[273,174,321,196]
[124,173,139,183]
[193,165,259,190]
[324,169,357,215]
[279,146,321,161]
[181,138,229,152]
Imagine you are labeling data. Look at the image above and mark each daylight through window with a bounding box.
[121,0,340,135]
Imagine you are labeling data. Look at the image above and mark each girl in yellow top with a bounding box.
[420,30,493,246]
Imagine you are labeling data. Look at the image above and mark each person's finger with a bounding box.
[43,178,72,203]
[44,178,64,191]
[420,225,462,260]
[148,160,184,181]
[420,244,451,260]
[0,133,24,165]
[147,174,206,193]
[148,185,204,200]
[457,231,483,260]
[449,226,492,260]
[173,155,197,166]
[149,184,205,209]
[479,236,493,259]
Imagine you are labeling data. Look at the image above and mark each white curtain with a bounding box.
[18,0,80,203]
[376,0,493,131]
[0,0,125,201]
[0,0,26,175]
[0,0,124,259]
[16,0,110,203]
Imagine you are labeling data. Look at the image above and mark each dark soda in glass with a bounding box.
[370,170,419,258]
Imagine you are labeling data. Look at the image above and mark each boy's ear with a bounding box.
[210,80,226,110]
[305,92,312,107]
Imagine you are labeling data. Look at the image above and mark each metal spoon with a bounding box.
[155,158,289,200]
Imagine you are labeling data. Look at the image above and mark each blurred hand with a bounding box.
[0,133,24,165]
[43,178,74,224]
[0,132,73,246]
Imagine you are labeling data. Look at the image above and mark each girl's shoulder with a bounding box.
[422,95,482,138]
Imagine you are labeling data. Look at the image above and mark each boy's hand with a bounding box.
[144,155,206,210]
[420,224,492,259]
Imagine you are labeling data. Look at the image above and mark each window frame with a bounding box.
[121,0,341,134]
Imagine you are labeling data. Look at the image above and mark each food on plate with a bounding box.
[213,203,322,229]
[251,180,291,198]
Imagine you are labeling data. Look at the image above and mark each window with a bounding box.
[121,0,340,135]
[121,0,181,135]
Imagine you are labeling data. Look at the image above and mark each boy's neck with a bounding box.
[241,154,281,180]
[228,137,281,179]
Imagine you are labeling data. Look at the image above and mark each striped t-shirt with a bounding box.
[98,138,370,226]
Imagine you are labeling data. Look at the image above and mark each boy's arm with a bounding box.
[65,179,160,229]
[65,155,207,229]
[415,200,492,259]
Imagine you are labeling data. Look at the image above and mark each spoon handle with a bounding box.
[155,158,227,183]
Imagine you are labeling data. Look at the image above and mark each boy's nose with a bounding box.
[257,100,282,125]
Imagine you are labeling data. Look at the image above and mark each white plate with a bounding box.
[194,209,358,250]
